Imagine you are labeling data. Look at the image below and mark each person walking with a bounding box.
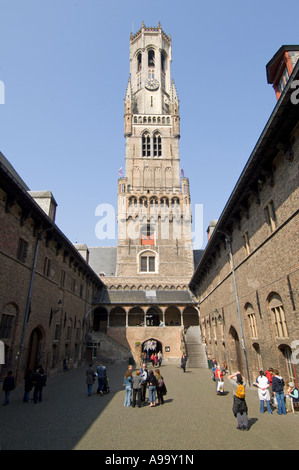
[124,370,132,407]
[215,365,224,394]
[272,369,287,415]
[132,370,142,408]
[253,371,273,414]
[181,353,187,372]
[228,371,249,431]
[148,370,157,407]
[97,362,107,396]
[23,369,33,403]
[86,363,95,397]
[2,370,15,406]
[33,366,47,404]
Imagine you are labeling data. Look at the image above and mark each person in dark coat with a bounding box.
[33,366,47,404]
[23,369,33,403]
[2,370,15,406]
[181,353,187,372]
[228,372,249,431]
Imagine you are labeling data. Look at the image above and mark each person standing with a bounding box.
[33,366,47,404]
[228,372,249,431]
[23,369,33,403]
[148,370,157,407]
[158,351,162,367]
[124,370,132,407]
[254,371,273,414]
[140,363,148,403]
[132,370,142,408]
[155,369,166,405]
[97,362,107,396]
[86,363,95,396]
[285,382,299,413]
[272,369,287,415]
[2,370,15,406]
[181,353,187,372]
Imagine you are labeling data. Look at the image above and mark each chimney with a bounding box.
[28,191,57,222]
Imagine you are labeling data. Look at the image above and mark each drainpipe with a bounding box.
[16,228,51,382]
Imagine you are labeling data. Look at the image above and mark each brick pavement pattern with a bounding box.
[0,364,298,450]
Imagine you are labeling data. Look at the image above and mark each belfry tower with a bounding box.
[93,24,201,365]
[116,22,194,282]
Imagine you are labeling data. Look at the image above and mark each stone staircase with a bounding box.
[184,326,208,368]
[89,331,133,364]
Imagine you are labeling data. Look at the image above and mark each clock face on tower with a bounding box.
[145,78,159,90]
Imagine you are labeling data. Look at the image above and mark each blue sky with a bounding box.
[0,0,298,249]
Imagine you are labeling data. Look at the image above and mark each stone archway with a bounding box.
[25,327,44,373]
[93,307,108,332]
[142,338,163,361]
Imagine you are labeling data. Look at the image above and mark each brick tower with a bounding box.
[116,22,194,284]
[92,24,201,364]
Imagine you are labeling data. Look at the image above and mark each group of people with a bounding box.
[254,368,299,415]
[211,358,299,430]
[140,351,162,368]
[124,363,167,408]
[2,365,47,406]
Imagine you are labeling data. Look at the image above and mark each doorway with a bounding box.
[26,327,43,373]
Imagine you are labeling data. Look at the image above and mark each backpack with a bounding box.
[236,383,245,399]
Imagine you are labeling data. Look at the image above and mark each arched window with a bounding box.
[153,132,162,157]
[0,303,17,339]
[161,51,166,71]
[245,303,258,338]
[142,132,151,157]
[137,52,142,71]
[139,250,157,273]
[148,49,155,67]
[268,293,288,338]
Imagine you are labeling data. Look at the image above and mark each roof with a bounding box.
[0,153,104,288]
[94,288,196,305]
[88,246,117,276]
[0,151,30,191]
[189,58,299,293]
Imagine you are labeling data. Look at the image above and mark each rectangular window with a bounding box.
[243,231,250,256]
[54,324,60,341]
[148,256,155,272]
[265,200,277,233]
[140,256,147,272]
[60,269,66,287]
[43,257,51,277]
[0,314,14,339]
[17,238,28,263]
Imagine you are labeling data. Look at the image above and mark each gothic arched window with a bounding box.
[137,52,142,71]
[142,132,151,157]
[148,49,155,67]
[153,132,162,157]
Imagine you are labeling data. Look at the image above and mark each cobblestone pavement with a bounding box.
[0,363,298,451]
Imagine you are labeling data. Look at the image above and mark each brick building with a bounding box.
[189,47,299,385]
[0,152,104,383]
